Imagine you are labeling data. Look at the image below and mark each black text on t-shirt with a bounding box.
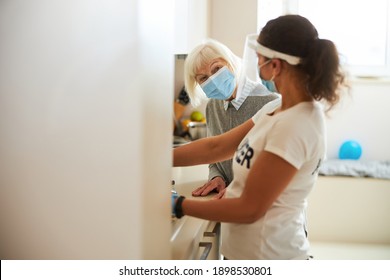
[235,139,254,169]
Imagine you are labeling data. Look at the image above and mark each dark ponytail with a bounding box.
[300,38,345,109]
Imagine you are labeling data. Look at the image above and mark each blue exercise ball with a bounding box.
[338,140,362,160]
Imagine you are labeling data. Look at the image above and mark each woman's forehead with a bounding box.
[195,58,226,73]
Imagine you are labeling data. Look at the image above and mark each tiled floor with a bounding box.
[309,242,390,260]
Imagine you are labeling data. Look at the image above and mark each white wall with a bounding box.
[0,0,174,259]
[325,79,390,160]
[209,0,258,57]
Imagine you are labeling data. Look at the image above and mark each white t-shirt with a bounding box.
[221,98,326,260]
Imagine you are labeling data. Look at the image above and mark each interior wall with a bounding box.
[325,79,390,161]
[209,0,258,57]
[174,0,209,54]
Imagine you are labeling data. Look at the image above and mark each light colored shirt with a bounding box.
[221,99,326,259]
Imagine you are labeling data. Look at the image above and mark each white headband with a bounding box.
[250,41,301,65]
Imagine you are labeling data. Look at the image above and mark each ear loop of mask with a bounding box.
[258,59,278,93]
[258,59,272,79]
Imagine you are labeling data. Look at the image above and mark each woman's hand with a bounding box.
[192,176,227,198]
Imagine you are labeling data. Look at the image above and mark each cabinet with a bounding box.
[174,0,209,54]
[171,215,221,260]
[196,221,221,260]
[171,166,221,260]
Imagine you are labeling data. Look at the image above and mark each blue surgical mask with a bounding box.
[261,79,277,93]
[200,66,236,100]
[258,60,278,93]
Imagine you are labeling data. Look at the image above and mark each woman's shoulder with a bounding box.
[287,101,324,121]
[251,98,282,122]
[274,101,325,136]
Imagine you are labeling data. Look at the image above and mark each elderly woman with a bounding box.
[184,39,279,199]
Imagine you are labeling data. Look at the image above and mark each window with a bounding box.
[257,0,390,78]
